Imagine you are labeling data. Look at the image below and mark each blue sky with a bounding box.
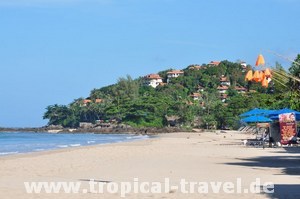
[0,0,299,127]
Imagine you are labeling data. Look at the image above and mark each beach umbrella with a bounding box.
[264,68,272,78]
[267,108,300,121]
[255,54,265,66]
[246,54,273,90]
[245,70,253,81]
[253,70,263,82]
[268,108,300,115]
[240,108,274,117]
[269,115,300,121]
[241,115,272,123]
[260,71,265,80]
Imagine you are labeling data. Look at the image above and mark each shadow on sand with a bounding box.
[225,147,300,198]
[262,184,300,199]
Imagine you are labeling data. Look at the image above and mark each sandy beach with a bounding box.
[0,131,299,199]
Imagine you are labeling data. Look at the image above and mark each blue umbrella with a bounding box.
[268,108,300,121]
[240,108,275,117]
[241,115,272,123]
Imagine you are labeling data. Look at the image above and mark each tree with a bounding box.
[289,54,300,78]
[288,54,300,110]
[90,89,107,100]
[115,75,140,101]
[43,104,78,127]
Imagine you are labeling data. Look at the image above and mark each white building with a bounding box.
[220,93,228,103]
[144,74,163,88]
[220,76,231,86]
[167,70,184,83]
[239,61,247,72]
[235,86,247,93]
[240,61,247,68]
[190,93,201,101]
[217,85,229,94]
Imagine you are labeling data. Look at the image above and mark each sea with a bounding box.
[0,132,149,156]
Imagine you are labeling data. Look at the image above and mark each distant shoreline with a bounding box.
[0,126,193,135]
[0,131,151,157]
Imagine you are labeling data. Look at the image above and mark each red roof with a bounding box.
[145,74,162,79]
[220,76,229,82]
[95,99,103,103]
[217,85,229,90]
[190,93,201,97]
[208,61,220,66]
[189,65,202,70]
[235,86,247,91]
[83,99,92,104]
[167,70,184,74]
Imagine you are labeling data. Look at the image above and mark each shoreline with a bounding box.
[0,126,193,135]
[0,135,157,161]
[0,130,249,159]
[0,132,154,158]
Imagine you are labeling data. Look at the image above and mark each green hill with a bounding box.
[43,58,300,130]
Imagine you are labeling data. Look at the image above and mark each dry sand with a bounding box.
[0,131,299,199]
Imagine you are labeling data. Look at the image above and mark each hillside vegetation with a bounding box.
[44,56,300,130]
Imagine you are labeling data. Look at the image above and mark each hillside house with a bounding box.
[81,99,92,107]
[144,74,163,88]
[190,93,201,101]
[197,85,205,92]
[208,61,220,67]
[95,98,103,103]
[220,93,228,103]
[217,85,229,94]
[189,65,203,70]
[167,70,184,83]
[235,86,247,93]
[219,76,231,86]
[239,61,247,72]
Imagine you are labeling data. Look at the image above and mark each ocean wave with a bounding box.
[0,151,19,156]
[127,135,149,140]
[57,145,69,148]
[0,132,151,156]
[34,149,45,151]
[70,144,81,147]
